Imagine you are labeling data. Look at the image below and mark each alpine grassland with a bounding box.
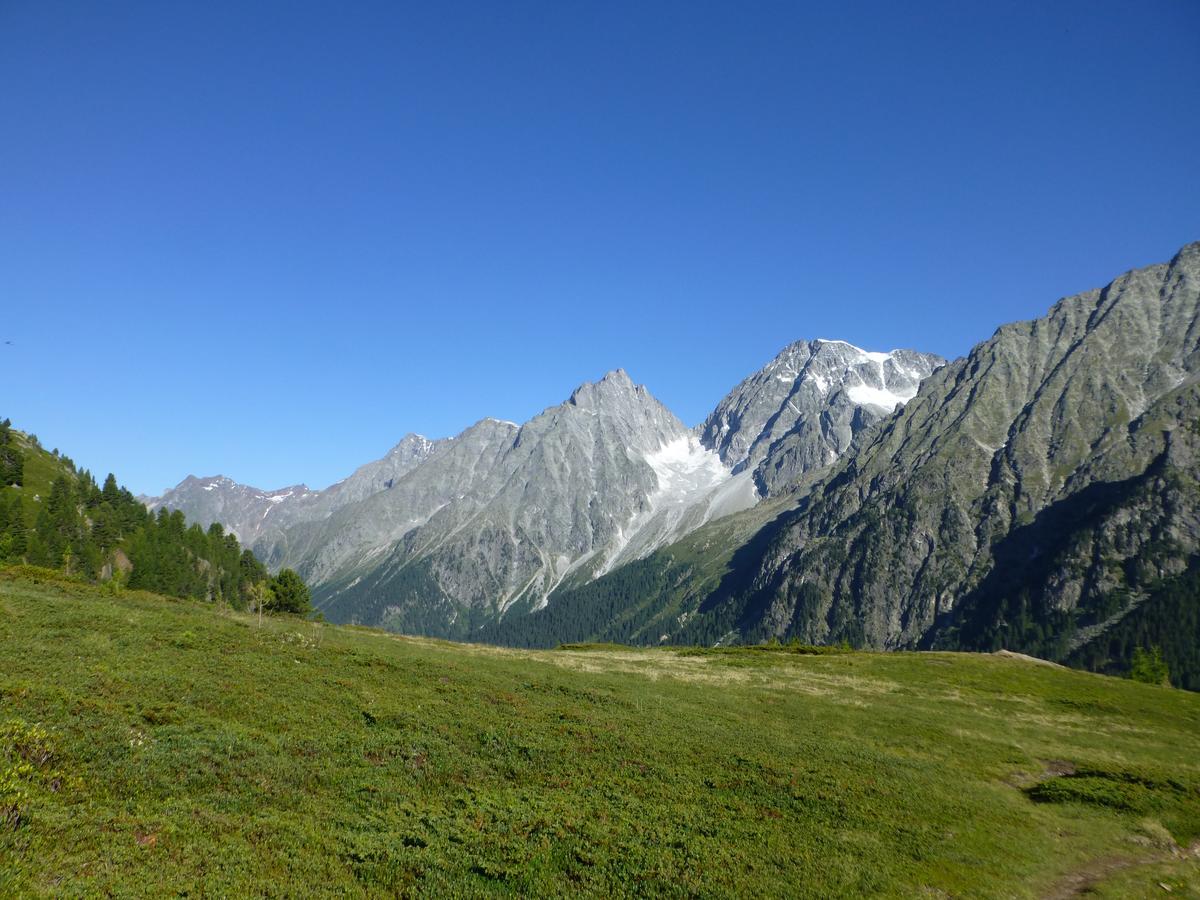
[1,569,1197,897]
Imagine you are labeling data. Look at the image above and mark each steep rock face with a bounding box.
[311,371,755,632]
[734,242,1200,651]
[149,433,445,549]
[700,340,944,495]
[148,342,948,639]
[261,418,518,580]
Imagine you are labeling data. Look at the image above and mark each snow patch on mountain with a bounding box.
[845,383,913,409]
[594,436,757,577]
[644,436,731,498]
[815,338,887,361]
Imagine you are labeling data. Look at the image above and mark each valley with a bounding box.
[147,244,1200,691]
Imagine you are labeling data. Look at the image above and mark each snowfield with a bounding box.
[595,436,758,577]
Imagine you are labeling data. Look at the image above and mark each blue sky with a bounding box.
[2,1,1198,495]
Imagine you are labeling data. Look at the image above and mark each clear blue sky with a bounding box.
[2,1,1198,495]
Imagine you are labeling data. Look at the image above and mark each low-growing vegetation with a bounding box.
[1,572,1198,896]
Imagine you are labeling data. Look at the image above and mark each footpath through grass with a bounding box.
[1,571,1198,897]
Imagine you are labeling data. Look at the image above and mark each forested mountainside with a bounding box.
[0,418,286,608]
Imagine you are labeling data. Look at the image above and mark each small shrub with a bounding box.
[1026,766,1192,814]
[0,720,58,831]
[172,630,199,650]
[1028,774,1154,812]
[1,720,53,768]
[100,570,125,596]
[0,763,31,829]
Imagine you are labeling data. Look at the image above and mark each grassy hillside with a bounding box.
[2,428,77,531]
[2,570,1199,897]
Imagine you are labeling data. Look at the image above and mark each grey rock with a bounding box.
[700,340,944,494]
[149,346,948,639]
[309,370,723,630]
[149,432,444,547]
[733,241,1200,652]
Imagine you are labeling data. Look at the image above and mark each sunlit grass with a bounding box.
[1,570,1197,897]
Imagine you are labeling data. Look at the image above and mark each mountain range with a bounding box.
[151,241,1200,685]
[151,340,944,636]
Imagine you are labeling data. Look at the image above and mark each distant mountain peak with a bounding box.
[568,368,646,408]
[149,432,445,544]
[701,337,945,490]
[387,433,429,451]
[176,474,249,493]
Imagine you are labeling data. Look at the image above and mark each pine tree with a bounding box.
[268,568,311,615]
[0,495,14,562]
[1130,646,1171,686]
[0,419,22,487]
[101,473,121,506]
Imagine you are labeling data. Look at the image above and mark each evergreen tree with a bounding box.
[269,568,311,615]
[0,495,14,562]
[34,476,79,567]
[101,473,121,506]
[5,497,27,561]
[0,419,23,487]
[25,532,52,568]
[1130,646,1171,686]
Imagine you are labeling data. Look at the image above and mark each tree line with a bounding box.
[0,419,309,616]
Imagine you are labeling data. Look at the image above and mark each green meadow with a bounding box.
[1,569,1197,897]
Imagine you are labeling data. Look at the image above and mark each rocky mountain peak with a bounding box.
[568,368,645,409]
[733,240,1200,652]
[386,434,434,457]
[700,338,945,491]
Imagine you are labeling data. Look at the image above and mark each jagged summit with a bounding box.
[568,368,646,408]
[150,339,944,634]
[384,434,435,456]
[700,338,945,492]
[166,474,310,498]
[730,240,1200,653]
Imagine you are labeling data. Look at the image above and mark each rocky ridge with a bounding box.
[699,339,944,494]
[151,341,942,635]
[728,242,1200,654]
